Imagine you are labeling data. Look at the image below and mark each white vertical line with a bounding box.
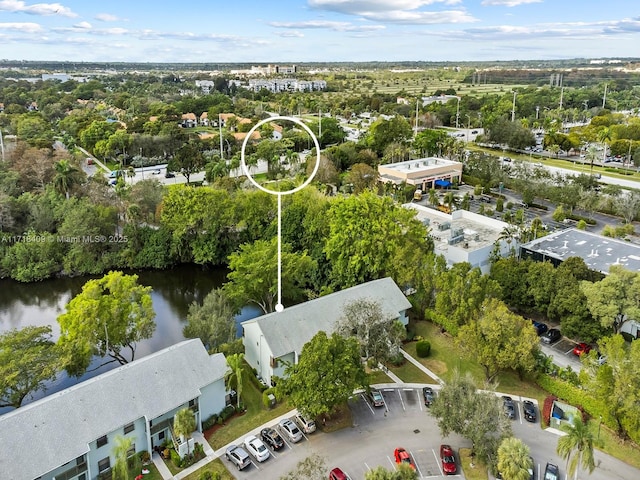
[277,193,282,309]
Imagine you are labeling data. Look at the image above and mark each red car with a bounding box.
[572,343,592,356]
[329,467,351,480]
[440,444,457,475]
[393,447,416,470]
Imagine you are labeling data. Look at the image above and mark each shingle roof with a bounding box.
[0,340,227,480]
[243,278,411,359]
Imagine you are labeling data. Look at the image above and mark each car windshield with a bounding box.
[444,455,454,463]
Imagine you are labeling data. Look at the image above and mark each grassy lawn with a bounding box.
[589,421,640,470]
[181,459,235,480]
[125,463,162,480]
[319,402,353,433]
[387,358,438,384]
[406,321,548,404]
[368,369,394,384]
[207,366,293,450]
[459,448,489,480]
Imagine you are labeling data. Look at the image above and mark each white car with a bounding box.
[244,435,270,462]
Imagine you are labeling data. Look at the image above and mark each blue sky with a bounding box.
[0,0,639,63]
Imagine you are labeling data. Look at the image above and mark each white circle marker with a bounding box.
[240,116,321,313]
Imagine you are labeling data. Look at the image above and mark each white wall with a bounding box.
[199,379,227,425]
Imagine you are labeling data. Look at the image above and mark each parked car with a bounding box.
[502,396,516,420]
[295,412,316,434]
[541,328,562,344]
[440,444,457,475]
[329,467,352,480]
[544,462,559,480]
[368,388,385,407]
[260,427,284,451]
[531,320,549,336]
[243,435,269,462]
[393,447,416,470]
[225,445,251,470]
[278,418,303,443]
[528,457,535,480]
[471,130,479,134]
[522,400,537,422]
[422,386,435,407]
[572,342,592,356]
[165,171,175,178]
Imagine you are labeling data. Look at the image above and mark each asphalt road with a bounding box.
[220,386,640,480]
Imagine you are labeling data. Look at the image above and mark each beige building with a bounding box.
[378,157,463,191]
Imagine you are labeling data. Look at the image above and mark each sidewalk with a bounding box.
[400,349,444,385]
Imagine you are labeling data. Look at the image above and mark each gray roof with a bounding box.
[520,228,640,274]
[0,339,227,480]
[243,277,411,359]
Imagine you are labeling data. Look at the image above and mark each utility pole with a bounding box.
[559,86,564,110]
[219,114,224,160]
[602,84,608,109]
[0,129,4,162]
[455,97,460,128]
[414,99,419,138]
[511,91,517,122]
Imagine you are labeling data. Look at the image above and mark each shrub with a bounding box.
[416,340,431,358]
[542,395,557,426]
[138,450,151,464]
[202,414,218,431]
[388,352,405,367]
[170,449,181,467]
[262,389,276,409]
[199,472,213,480]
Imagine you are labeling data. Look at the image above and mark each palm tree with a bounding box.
[225,353,245,410]
[173,407,196,455]
[557,416,596,480]
[428,188,439,207]
[111,435,134,480]
[53,159,82,199]
[598,127,612,165]
[497,437,533,480]
[585,145,600,174]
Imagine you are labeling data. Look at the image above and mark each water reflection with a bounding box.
[0,264,261,414]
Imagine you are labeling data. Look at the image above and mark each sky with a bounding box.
[0,0,639,63]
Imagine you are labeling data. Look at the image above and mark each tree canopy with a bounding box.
[0,325,60,409]
[183,288,237,352]
[57,271,156,376]
[282,331,368,419]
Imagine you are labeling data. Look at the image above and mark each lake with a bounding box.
[0,264,261,413]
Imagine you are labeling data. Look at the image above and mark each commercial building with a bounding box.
[378,157,463,192]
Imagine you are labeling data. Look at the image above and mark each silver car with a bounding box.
[278,418,303,443]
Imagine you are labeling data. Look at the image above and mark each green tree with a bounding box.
[365,464,417,480]
[224,238,316,314]
[336,298,406,365]
[324,191,431,288]
[0,326,60,409]
[111,435,135,480]
[433,263,501,336]
[456,298,539,381]
[580,266,640,334]
[183,288,236,351]
[557,416,596,480]
[174,407,197,455]
[430,370,511,463]
[282,331,367,419]
[344,163,378,193]
[366,115,412,156]
[497,437,533,480]
[57,271,156,376]
[53,159,83,199]
[224,353,245,410]
[168,141,205,184]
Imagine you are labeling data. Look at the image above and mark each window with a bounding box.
[127,444,136,457]
[76,455,86,467]
[158,431,165,440]
[97,457,110,473]
[124,422,135,434]
[188,399,196,408]
[96,435,108,448]
[78,474,86,480]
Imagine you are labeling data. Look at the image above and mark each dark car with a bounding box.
[368,388,385,407]
[522,400,537,422]
[541,328,562,344]
[260,427,284,451]
[471,130,479,134]
[422,386,435,407]
[544,462,559,480]
[531,320,548,336]
[165,171,175,178]
[502,396,516,420]
[440,444,457,475]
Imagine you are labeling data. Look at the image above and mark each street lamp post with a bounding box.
[511,91,517,122]
[455,97,460,128]
[465,114,471,142]
[0,128,4,162]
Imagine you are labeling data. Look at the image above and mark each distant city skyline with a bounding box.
[0,0,639,63]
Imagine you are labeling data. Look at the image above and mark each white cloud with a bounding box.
[481,0,543,6]
[0,21,42,32]
[306,0,475,25]
[269,19,385,32]
[276,30,305,38]
[94,13,122,22]
[72,21,91,29]
[0,0,77,17]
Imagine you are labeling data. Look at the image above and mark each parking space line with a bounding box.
[397,389,406,411]
[416,389,423,412]
[564,347,574,355]
[387,455,397,470]
[361,393,376,415]
[432,449,444,476]
[409,449,424,478]
[250,459,260,470]
[364,462,371,471]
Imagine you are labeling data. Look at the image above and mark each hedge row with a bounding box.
[535,374,616,429]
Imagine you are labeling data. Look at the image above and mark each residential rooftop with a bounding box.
[520,228,640,274]
[0,339,227,480]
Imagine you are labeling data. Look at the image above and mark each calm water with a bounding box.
[0,264,261,413]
